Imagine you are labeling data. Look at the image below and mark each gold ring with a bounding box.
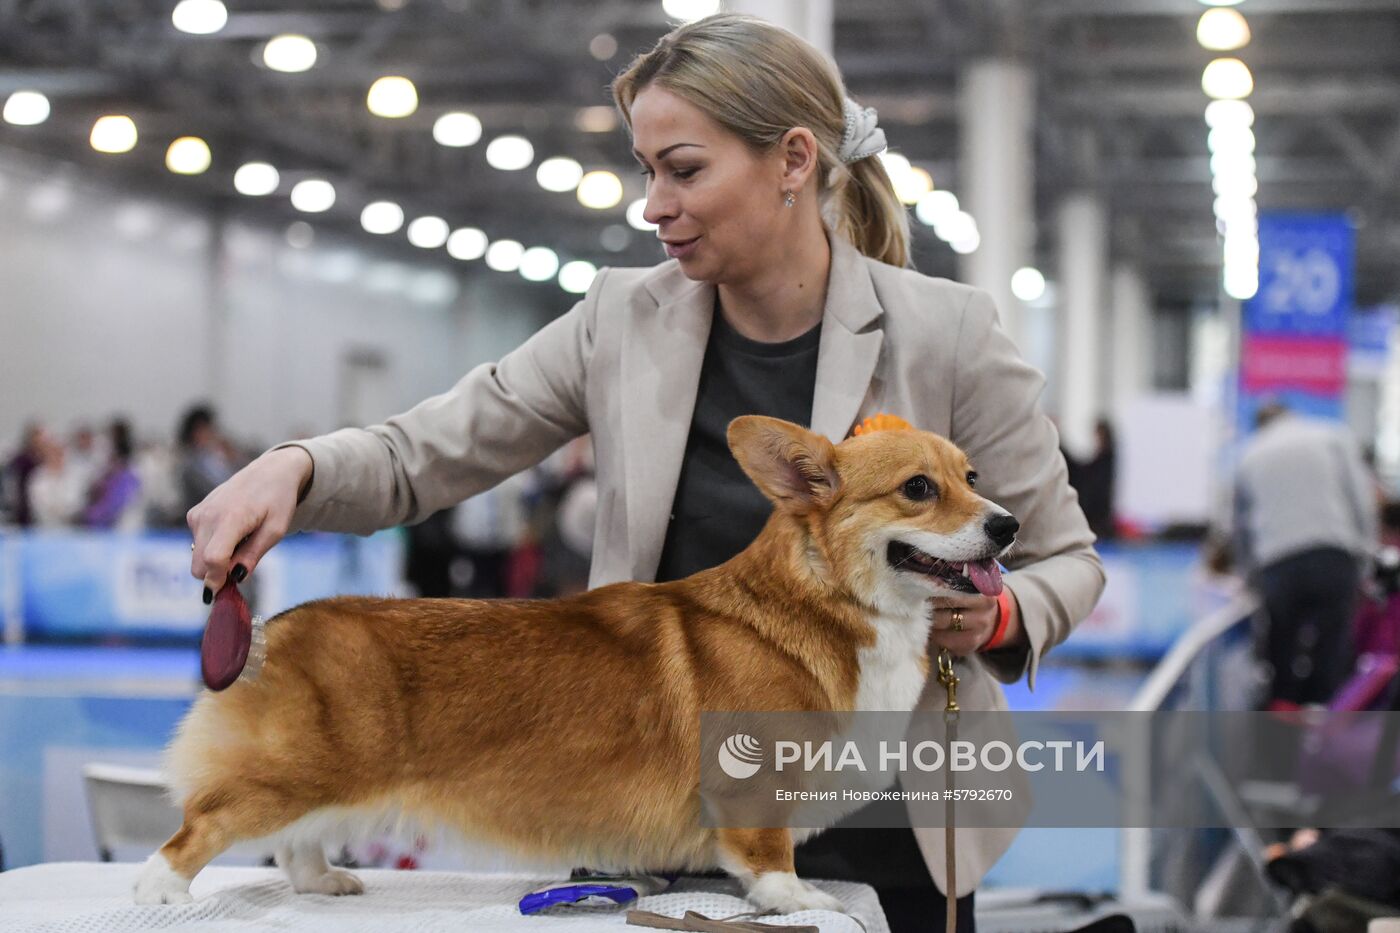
[950,608,964,632]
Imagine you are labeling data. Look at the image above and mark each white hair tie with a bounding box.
[839,96,886,164]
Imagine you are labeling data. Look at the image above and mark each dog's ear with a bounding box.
[727,416,840,512]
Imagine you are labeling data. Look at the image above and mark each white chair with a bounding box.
[81,763,181,862]
[81,763,273,864]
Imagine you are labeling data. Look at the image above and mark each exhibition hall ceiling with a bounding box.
[1,0,1397,306]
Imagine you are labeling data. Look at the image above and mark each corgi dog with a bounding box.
[135,415,1018,914]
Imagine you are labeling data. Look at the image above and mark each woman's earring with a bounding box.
[783,190,796,208]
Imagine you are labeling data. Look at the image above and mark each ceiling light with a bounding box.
[519,246,560,282]
[934,209,977,244]
[3,91,49,126]
[1213,194,1257,221]
[575,106,617,134]
[559,260,598,294]
[877,151,912,180]
[285,221,314,249]
[233,162,279,196]
[485,239,524,272]
[1223,265,1258,300]
[590,34,618,61]
[537,157,583,192]
[915,190,959,227]
[1202,58,1253,100]
[900,167,935,205]
[90,115,138,154]
[485,135,533,170]
[1011,267,1046,303]
[662,0,720,23]
[433,112,482,147]
[1197,8,1250,51]
[171,0,227,35]
[1205,99,1254,129]
[290,179,335,213]
[1207,125,1256,154]
[367,76,418,118]
[165,136,211,174]
[263,34,317,73]
[446,227,488,260]
[406,216,449,248]
[1212,173,1258,198]
[600,225,631,252]
[1209,151,1256,178]
[626,198,656,231]
[577,170,623,209]
[950,231,981,255]
[360,201,405,235]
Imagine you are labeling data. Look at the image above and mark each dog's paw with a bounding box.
[297,868,365,896]
[133,853,193,905]
[746,872,844,915]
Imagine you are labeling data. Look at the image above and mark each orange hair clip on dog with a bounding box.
[851,413,913,437]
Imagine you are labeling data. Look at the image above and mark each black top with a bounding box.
[652,306,823,582]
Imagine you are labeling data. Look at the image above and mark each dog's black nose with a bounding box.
[984,514,1019,548]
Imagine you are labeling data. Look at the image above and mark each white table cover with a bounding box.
[0,863,889,933]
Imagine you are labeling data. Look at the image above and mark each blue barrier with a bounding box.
[1053,542,1227,661]
[1,528,404,643]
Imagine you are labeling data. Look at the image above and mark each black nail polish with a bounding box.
[232,564,247,583]
[203,587,213,605]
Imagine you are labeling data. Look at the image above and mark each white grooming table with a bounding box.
[0,863,889,933]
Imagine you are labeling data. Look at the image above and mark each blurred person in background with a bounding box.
[1065,418,1117,542]
[551,448,598,598]
[176,404,237,518]
[185,14,1103,930]
[81,419,144,530]
[450,469,533,599]
[28,429,86,527]
[403,508,457,598]
[135,436,184,527]
[3,421,49,526]
[66,423,103,494]
[1233,401,1380,708]
[1080,420,1114,540]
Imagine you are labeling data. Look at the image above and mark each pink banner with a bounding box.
[1240,334,1347,395]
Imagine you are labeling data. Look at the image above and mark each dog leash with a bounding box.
[626,908,868,933]
[937,647,960,933]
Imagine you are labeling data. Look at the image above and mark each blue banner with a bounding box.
[6,529,404,641]
[1239,213,1355,428]
[1246,214,1354,338]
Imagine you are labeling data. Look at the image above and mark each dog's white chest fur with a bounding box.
[853,611,932,712]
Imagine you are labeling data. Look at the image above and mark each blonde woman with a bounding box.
[189,14,1103,931]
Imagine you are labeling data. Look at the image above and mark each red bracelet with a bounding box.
[980,589,1014,652]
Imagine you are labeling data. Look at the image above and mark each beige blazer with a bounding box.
[281,232,1106,896]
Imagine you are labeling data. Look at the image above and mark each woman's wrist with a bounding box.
[268,446,315,503]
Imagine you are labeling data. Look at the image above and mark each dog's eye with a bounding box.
[902,475,936,501]
[967,471,978,488]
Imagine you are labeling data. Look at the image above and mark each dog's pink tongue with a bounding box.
[966,559,1003,597]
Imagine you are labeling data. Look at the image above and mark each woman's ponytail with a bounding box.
[825,155,911,269]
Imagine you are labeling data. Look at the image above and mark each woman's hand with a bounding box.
[188,446,313,602]
[927,592,1021,657]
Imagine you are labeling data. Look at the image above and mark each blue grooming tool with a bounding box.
[518,873,677,915]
